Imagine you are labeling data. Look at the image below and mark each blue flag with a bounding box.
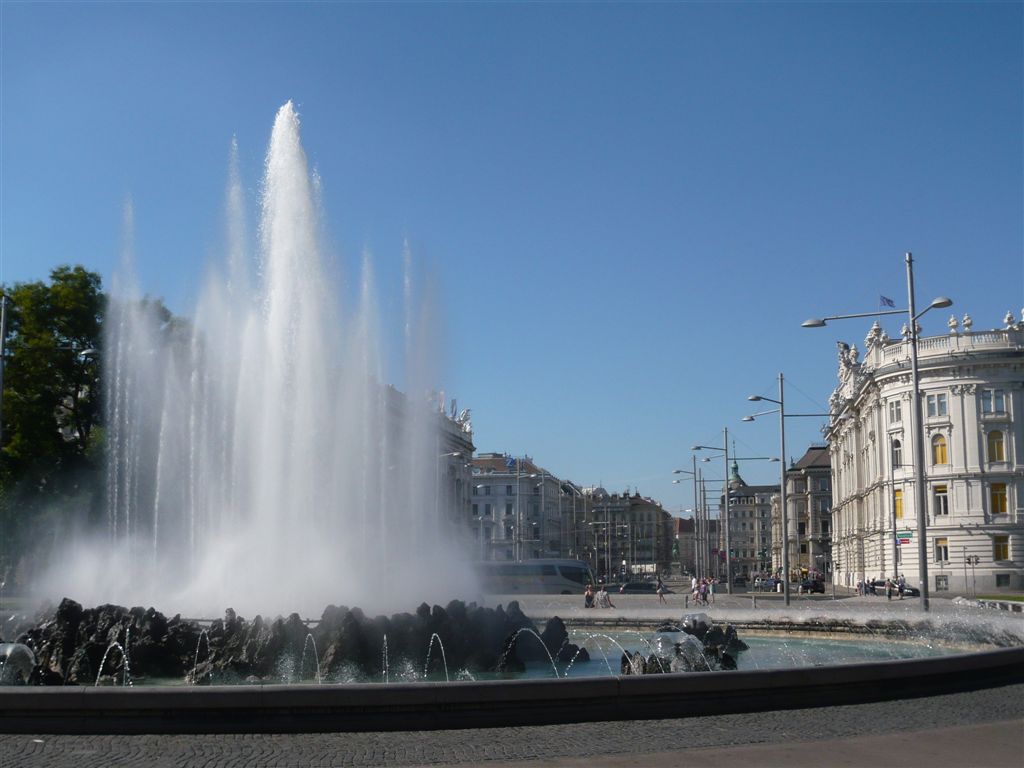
[880,295,895,308]
[506,456,516,470]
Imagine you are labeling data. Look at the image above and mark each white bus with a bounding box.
[476,559,596,595]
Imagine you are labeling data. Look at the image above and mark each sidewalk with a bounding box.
[468,720,1024,768]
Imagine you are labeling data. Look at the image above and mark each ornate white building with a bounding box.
[826,311,1023,594]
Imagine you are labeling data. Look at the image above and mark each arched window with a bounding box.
[892,439,902,468]
[988,431,1005,462]
[932,434,948,465]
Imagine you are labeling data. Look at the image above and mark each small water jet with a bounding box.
[423,633,450,683]
[300,634,322,685]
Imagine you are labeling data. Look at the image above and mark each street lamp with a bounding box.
[744,376,832,607]
[802,251,951,612]
[692,431,778,594]
[673,458,702,577]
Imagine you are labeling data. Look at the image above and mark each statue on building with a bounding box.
[948,314,959,335]
[1004,310,1017,329]
[962,313,973,333]
[456,408,472,434]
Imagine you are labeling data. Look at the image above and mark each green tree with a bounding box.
[0,266,105,583]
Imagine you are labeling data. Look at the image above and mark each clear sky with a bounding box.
[2,2,1022,515]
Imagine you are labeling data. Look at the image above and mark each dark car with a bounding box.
[799,579,825,594]
[870,579,920,597]
[616,582,674,594]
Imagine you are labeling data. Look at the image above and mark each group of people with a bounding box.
[690,576,715,606]
[583,583,615,609]
[856,574,907,599]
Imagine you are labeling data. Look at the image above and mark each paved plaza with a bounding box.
[2,685,1021,768]
[2,594,1022,767]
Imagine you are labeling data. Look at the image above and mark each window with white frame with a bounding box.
[888,400,902,424]
[991,483,1008,515]
[892,439,903,468]
[988,431,1006,462]
[934,537,949,562]
[933,485,949,516]
[980,388,1006,415]
[993,536,1009,561]
[927,393,948,417]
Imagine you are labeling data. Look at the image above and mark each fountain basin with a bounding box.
[2,645,1021,734]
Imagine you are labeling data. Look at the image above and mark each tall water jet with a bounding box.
[43,102,473,616]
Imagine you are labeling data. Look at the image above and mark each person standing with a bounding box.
[656,575,667,604]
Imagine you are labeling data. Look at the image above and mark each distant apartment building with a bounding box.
[826,311,1023,593]
[770,445,832,580]
[721,463,777,580]
[574,488,674,582]
[469,454,565,561]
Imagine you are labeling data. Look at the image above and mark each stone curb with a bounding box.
[1,646,1021,735]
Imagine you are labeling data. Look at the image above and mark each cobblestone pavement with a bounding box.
[3,684,1022,767]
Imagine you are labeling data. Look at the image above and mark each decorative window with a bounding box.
[935,574,949,591]
[892,439,903,468]
[484,485,492,496]
[993,535,1009,561]
[931,434,948,465]
[472,486,479,496]
[991,483,1008,515]
[934,537,949,562]
[505,503,513,516]
[927,393,948,417]
[988,431,1005,462]
[484,503,492,516]
[888,400,902,424]
[472,503,479,516]
[505,485,513,496]
[980,388,1006,414]
[933,485,949,516]
[894,489,903,519]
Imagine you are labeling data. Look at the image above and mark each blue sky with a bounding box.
[2,2,1022,514]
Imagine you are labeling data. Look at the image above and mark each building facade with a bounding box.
[722,463,777,581]
[469,453,565,561]
[826,312,1023,593]
[770,446,832,581]
[573,489,674,582]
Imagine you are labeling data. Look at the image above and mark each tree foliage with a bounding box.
[1,266,105,582]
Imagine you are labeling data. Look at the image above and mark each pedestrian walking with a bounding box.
[656,576,667,604]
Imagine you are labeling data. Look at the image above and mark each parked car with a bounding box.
[617,582,673,594]
[757,577,779,592]
[869,579,920,597]
[799,579,825,594]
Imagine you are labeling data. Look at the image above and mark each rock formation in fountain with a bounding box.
[3,598,588,685]
[39,102,472,616]
[619,614,749,674]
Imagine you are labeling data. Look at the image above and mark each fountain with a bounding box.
[34,101,473,618]
[0,103,1022,734]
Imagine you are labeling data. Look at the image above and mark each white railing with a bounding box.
[876,328,1020,366]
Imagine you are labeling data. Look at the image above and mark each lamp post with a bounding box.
[802,251,951,612]
[744,374,832,607]
[693,430,733,592]
[673,456,700,575]
[693,431,778,594]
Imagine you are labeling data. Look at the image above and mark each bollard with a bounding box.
[684,595,689,609]
[752,595,757,609]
